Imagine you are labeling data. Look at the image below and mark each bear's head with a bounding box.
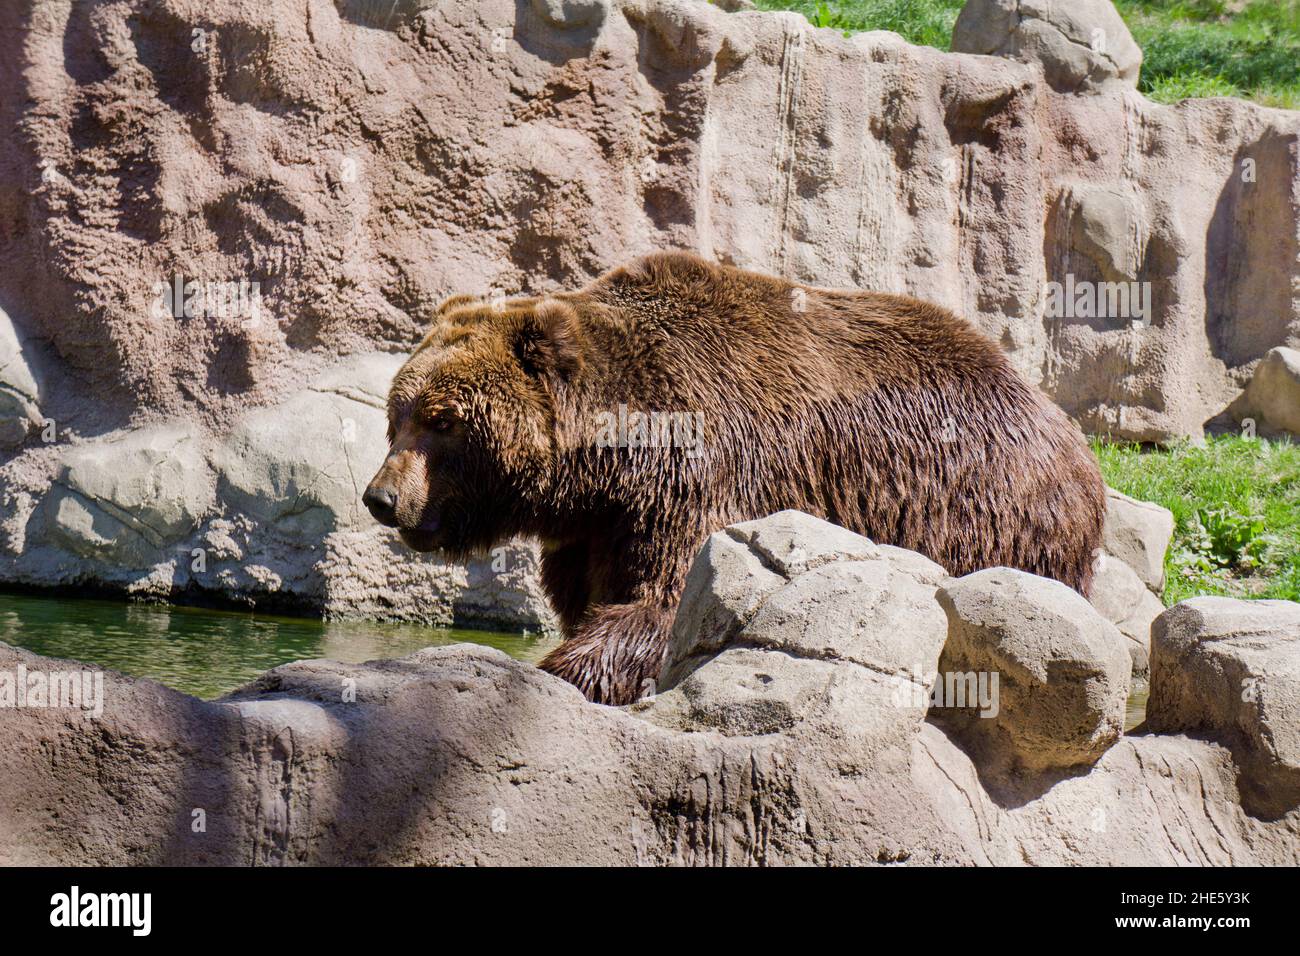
[363,295,584,559]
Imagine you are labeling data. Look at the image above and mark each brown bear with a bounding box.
[365,252,1106,705]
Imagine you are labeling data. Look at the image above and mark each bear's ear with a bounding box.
[435,294,482,325]
[512,299,584,382]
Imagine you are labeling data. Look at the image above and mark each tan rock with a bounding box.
[533,0,612,29]
[2,621,1295,865]
[0,305,45,448]
[935,566,1132,774]
[1147,597,1300,817]
[214,353,401,539]
[653,512,950,756]
[660,511,948,703]
[952,0,1142,93]
[45,424,214,568]
[1088,550,1162,675]
[1228,346,1300,438]
[0,0,1295,448]
[1102,487,1174,593]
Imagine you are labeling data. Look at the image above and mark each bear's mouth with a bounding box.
[398,526,442,552]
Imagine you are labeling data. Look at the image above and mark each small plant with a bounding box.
[1171,506,1285,595]
[1192,507,1267,568]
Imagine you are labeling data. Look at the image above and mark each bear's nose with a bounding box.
[363,484,399,526]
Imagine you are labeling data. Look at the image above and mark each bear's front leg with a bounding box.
[538,601,677,705]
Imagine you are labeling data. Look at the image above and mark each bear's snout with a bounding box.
[363,483,399,526]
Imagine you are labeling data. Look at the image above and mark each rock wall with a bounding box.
[0,0,1293,615]
[3,0,1297,433]
[2,512,1296,865]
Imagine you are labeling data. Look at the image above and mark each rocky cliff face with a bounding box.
[2,0,1297,432]
[3,512,1296,865]
[0,0,1294,615]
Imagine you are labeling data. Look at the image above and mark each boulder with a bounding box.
[935,567,1132,774]
[662,510,947,670]
[1088,550,1162,675]
[1228,346,1300,438]
[532,0,611,29]
[653,510,950,745]
[0,304,45,447]
[1065,181,1148,286]
[316,530,558,632]
[1147,597,1300,817]
[952,0,1142,94]
[1102,487,1174,593]
[45,424,213,567]
[214,353,401,540]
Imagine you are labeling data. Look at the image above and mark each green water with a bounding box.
[0,591,1155,726]
[0,592,557,700]
[1126,682,1149,732]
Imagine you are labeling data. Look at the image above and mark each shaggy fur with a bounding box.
[366,252,1107,705]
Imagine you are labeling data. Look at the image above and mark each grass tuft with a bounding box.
[1093,436,1300,605]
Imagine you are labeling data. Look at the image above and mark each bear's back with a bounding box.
[568,251,1104,594]
[579,251,1015,403]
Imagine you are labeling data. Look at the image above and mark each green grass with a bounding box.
[753,0,1300,109]
[751,0,965,47]
[1094,436,1300,605]
[1125,1,1300,108]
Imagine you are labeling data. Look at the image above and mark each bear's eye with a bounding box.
[428,410,457,433]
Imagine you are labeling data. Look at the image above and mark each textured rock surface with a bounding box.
[1088,550,1161,674]
[533,0,613,29]
[1102,487,1174,593]
[953,0,1142,94]
[1148,597,1300,819]
[45,423,213,567]
[936,567,1132,773]
[1228,346,1300,438]
[3,515,1298,865]
[661,510,949,682]
[653,510,949,741]
[1090,484,1174,676]
[956,0,1138,95]
[214,353,397,540]
[0,304,45,448]
[0,0,1294,438]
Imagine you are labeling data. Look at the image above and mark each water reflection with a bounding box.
[1,591,1157,725]
[1126,682,1149,731]
[0,592,558,700]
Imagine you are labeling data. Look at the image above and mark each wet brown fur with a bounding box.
[368,252,1107,705]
